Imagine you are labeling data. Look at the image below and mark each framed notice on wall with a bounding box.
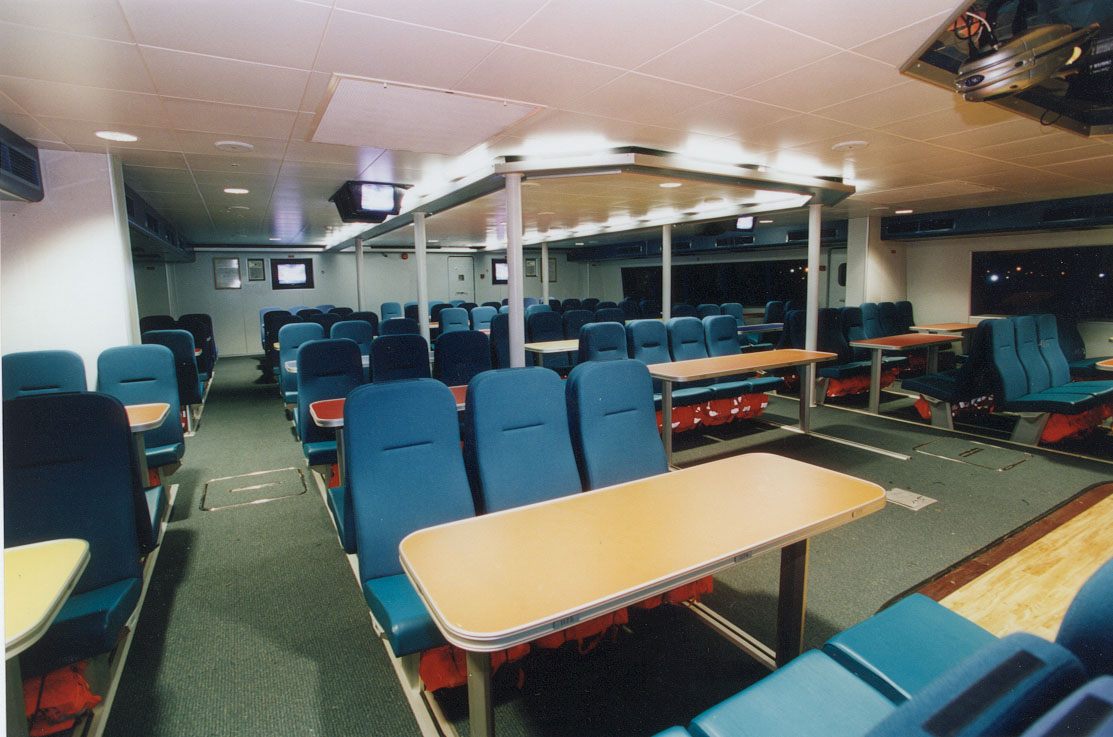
[213,258,241,289]
[525,258,538,277]
[247,258,266,281]
[548,258,558,282]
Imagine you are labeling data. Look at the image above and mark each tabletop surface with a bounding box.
[1097,358,1113,371]
[125,402,170,432]
[850,333,959,349]
[5,539,90,656]
[524,339,579,353]
[647,348,835,382]
[737,322,783,332]
[310,385,468,428]
[401,453,885,650]
[910,322,980,332]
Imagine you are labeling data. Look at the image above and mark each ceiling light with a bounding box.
[268,237,280,241]
[95,130,138,142]
[894,208,914,215]
[659,182,682,188]
[758,219,774,224]
[214,140,255,152]
[224,187,250,194]
[831,140,869,152]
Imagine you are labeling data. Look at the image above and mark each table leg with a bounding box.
[8,657,29,737]
[661,381,674,467]
[798,364,812,433]
[466,650,494,737]
[775,539,809,668]
[868,350,882,414]
[134,432,150,488]
[927,345,939,375]
[335,427,346,487]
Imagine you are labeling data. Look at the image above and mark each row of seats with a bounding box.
[654,556,1113,737]
[327,361,679,682]
[139,312,217,378]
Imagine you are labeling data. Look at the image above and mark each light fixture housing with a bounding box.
[223,187,250,195]
[329,181,410,223]
[95,130,138,142]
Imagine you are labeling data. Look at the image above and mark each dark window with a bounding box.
[970,245,1113,319]
[621,260,808,305]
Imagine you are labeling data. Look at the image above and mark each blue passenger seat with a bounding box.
[297,338,364,467]
[578,321,628,362]
[2,349,87,400]
[433,330,491,387]
[369,334,430,382]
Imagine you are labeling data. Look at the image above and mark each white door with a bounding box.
[824,248,847,308]
[448,256,475,303]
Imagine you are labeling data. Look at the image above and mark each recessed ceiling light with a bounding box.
[537,211,556,216]
[228,205,250,211]
[659,182,682,188]
[95,130,138,142]
[223,187,250,194]
[574,242,585,245]
[268,237,280,241]
[758,219,774,224]
[214,140,255,152]
[832,140,869,152]
[428,239,439,243]
[894,208,914,215]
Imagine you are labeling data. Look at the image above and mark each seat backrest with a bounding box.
[331,319,375,357]
[1035,314,1072,387]
[180,312,217,356]
[2,350,87,400]
[667,316,709,361]
[1053,315,1088,361]
[308,313,341,332]
[141,328,204,405]
[347,311,379,335]
[278,322,325,397]
[696,303,721,318]
[638,298,660,319]
[878,302,900,336]
[895,301,915,333]
[1012,316,1052,394]
[987,318,1030,403]
[594,307,626,325]
[524,303,552,321]
[764,300,785,324]
[403,304,419,322]
[430,303,451,323]
[785,299,804,313]
[704,315,741,357]
[817,308,852,363]
[562,309,594,340]
[860,302,884,339]
[498,304,510,314]
[470,305,497,331]
[380,302,402,321]
[627,319,672,392]
[527,309,564,342]
[297,339,364,447]
[259,307,284,345]
[464,367,582,513]
[449,299,465,307]
[672,303,697,318]
[547,298,562,313]
[370,334,430,382]
[721,302,745,325]
[177,315,215,375]
[841,307,868,360]
[433,330,491,386]
[297,308,323,319]
[566,359,667,490]
[594,301,618,311]
[328,306,353,318]
[582,297,600,311]
[345,380,476,583]
[139,314,176,333]
[561,298,583,313]
[482,301,502,309]
[460,302,478,313]
[579,322,628,362]
[780,309,806,349]
[489,312,511,368]
[315,304,335,312]
[96,344,183,451]
[619,299,641,320]
[378,317,420,336]
[1057,556,1113,678]
[289,305,310,314]
[263,310,299,350]
[3,392,143,594]
[438,307,470,334]
[523,297,539,308]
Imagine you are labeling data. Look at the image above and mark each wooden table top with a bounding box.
[310,385,468,428]
[850,333,958,350]
[910,322,979,332]
[1097,358,1113,372]
[647,349,835,382]
[401,453,885,651]
[125,402,170,433]
[524,339,579,353]
[5,539,89,657]
[737,322,783,333]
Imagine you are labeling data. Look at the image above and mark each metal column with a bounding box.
[802,204,823,412]
[414,211,430,345]
[354,235,365,311]
[661,224,672,321]
[506,173,526,367]
[541,240,550,303]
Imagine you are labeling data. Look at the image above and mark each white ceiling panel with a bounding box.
[636,14,840,94]
[738,114,862,149]
[815,80,956,129]
[1043,156,1113,184]
[737,53,905,113]
[183,153,282,175]
[851,12,955,66]
[877,103,1016,140]
[454,46,623,108]
[161,98,298,139]
[0,77,170,128]
[315,11,500,91]
[118,0,331,69]
[173,130,289,158]
[335,0,550,41]
[566,74,724,126]
[0,22,155,93]
[745,0,965,50]
[1016,143,1113,168]
[507,0,734,69]
[0,1,134,42]
[140,47,310,110]
[33,117,181,150]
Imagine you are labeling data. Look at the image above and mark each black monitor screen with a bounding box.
[492,258,508,285]
[271,258,315,290]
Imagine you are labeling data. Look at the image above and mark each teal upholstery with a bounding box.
[97,344,185,472]
[2,349,86,400]
[895,301,914,333]
[864,633,1086,737]
[1056,557,1113,678]
[696,303,721,318]
[528,310,571,371]
[380,301,402,321]
[331,319,375,380]
[579,321,628,361]
[619,298,641,320]
[464,367,582,513]
[764,300,785,324]
[278,322,324,403]
[3,392,144,676]
[525,303,552,321]
[652,728,693,737]
[688,650,896,737]
[370,334,430,382]
[345,379,475,657]
[490,313,510,368]
[860,302,883,338]
[562,309,594,341]
[877,301,899,335]
[142,328,204,406]
[470,305,496,331]
[297,338,364,465]
[379,317,420,336]
[438,307,470,334]
[703,315,784,396]
[566,359,667,490]
[348,311,379,335]
[626,319,713,408]
[433,330,491,387]
[823,594,997,703]
[1019,676,1113,736]
[595,307,626,324]
[987,319,1099,412]
[561,298,583,312]
[325,484,355,553]
[672,303,697,317]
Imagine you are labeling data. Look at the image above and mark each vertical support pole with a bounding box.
[803,203,823,410]
[414,212,430,345]
[506,173,526,367]
[541,241,550,303]
[776,539,809,668]
[661,224,672,321]
[466,651,494,737]
[354,236,365,311]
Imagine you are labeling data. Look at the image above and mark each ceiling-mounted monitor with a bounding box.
[328,181,410,223]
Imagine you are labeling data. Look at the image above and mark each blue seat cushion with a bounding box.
[145,484,167,537]
[689,650,895,737]
[1019,676,1113,737]
[864,633,1086,737]
[1004,391,1101,413]
[326,484,356,553]
[653,728,694,737]
[710,376,784,400]
[823,594,997,703]
[652,387,714,410]
[818,360,876,380]
[147,441,184,469]
[902,371,963,402]
[20,577,142,677]
[363,574,445,658]
[303,440,337,466]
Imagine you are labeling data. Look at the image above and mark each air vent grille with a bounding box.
[3,145,40,185]
[673,241,692,250]
[616,245,643,256]
[919,218,955,232]
[786,227,837,241]
[716,235,754,247]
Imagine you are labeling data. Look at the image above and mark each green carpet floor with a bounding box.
[104,360,1113,737]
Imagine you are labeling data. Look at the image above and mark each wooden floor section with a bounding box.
[933,482,1113,640]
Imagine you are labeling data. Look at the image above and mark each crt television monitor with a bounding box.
[491,258,509,285]
[271,258,315,290]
